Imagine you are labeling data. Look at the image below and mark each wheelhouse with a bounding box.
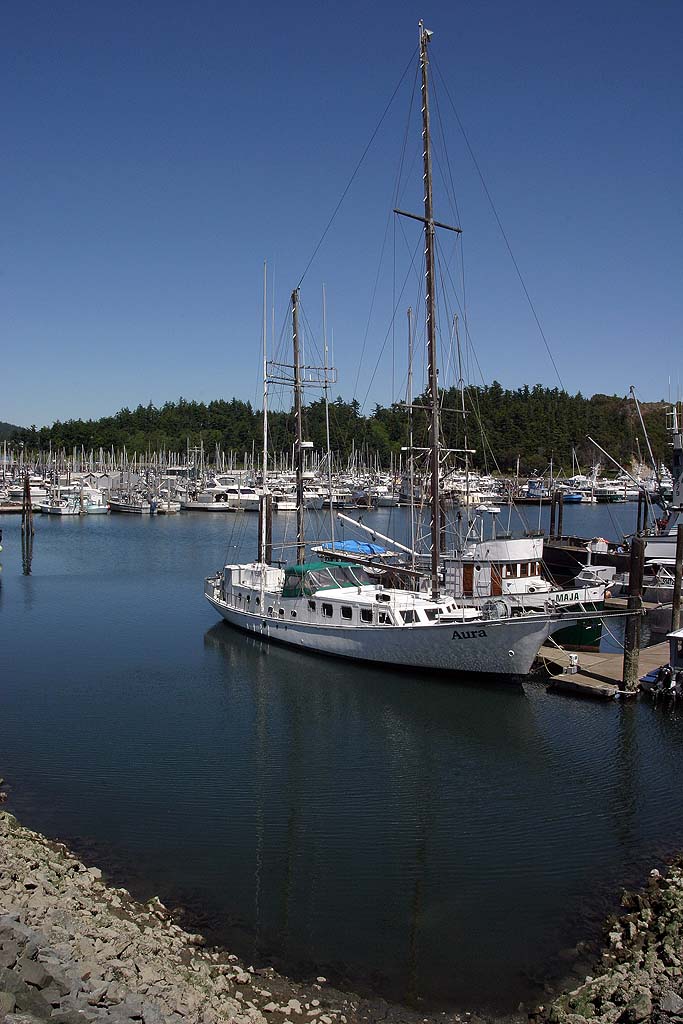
[282,561,375,597]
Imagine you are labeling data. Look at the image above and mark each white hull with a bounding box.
[205,583,552,677]
[645,531,681,561]
[109,500,153,514]
[181,501,237,512]
[38,503,81,516]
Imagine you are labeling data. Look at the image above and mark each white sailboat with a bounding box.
[205,24,559,677]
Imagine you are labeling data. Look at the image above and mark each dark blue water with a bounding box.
[1,503,682,1014]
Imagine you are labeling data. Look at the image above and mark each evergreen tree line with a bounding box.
[6,385,671,476]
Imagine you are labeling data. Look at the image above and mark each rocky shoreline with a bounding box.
[1,793,682,1024]
[0,807,488,1024]
[533,861,683,1024]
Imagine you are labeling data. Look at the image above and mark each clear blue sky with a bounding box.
[3,0,681,428]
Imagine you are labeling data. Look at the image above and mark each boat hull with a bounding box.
[205,590,552,677]
[109,501,153,514]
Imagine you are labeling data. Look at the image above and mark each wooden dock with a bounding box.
[539,640,670,700]
[604,596,663,612]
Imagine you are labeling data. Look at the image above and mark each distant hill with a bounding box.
[0,421,22,440]
[4,389,675,474]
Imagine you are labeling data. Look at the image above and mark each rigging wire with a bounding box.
[297,46,418,290]
[352,61,420,404]
[432,56,566,393]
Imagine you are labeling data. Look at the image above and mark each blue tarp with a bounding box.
[323,539,387,556]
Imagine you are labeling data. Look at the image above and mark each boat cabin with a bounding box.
[281,561,375,596]
[219,560,479,627]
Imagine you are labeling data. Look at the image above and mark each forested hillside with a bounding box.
[0,421,22,440]
[7,385,671,475]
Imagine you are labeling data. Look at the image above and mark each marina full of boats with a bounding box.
[5,25,682,683]
[0,451,671,519]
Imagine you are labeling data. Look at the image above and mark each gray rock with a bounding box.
[0,940,20,968]
[119,994,144,1020]
[13,980,53,1018]
[660,991,683,1015]
[140,1002,168,1024]
[3,1014,47,1024]
[0,967,24,993]
[85,983,109,1006]
[624,989,653,1023]
[17,954,53,989]
[50,1012,94,1024]
[0,990,17,1014]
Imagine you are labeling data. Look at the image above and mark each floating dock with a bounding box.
[539,640,669,699]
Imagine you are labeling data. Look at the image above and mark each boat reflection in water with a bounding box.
[202,623,683,1012]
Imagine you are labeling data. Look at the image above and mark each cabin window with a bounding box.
[290,610,297,618]
[360,608,373,623]
[322,603,333,618]
[401,609,417,624]
[308,600,316,611]
[378,610,393,624]
[520,563,529,577]
[246,595,251,603]
[278,609,285,617]
[535,561,543,576]
[424,609,439,621]
[255,597,260,605]
[268,606,273,615]
[504,564,517,579]
[341,606,353,620]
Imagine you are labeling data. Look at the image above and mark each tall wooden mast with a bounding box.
[394,24,461,599]
[420,21,441,601]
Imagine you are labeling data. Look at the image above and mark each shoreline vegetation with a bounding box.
[2,791,683,1024]
[2,389,671,474]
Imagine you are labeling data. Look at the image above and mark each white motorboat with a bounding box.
[38,497,82,516]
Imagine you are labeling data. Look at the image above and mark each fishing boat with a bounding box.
[38,496,82,516]
[109,494,155,514]
[205,25,566,677]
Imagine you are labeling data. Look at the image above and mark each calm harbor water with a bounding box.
[2,502,683,1013]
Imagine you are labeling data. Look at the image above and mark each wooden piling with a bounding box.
[556,490,564,539]
[622,536,645,691]
[549,491,557,538]
[21,474,34,536]
[672,523,683,632]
